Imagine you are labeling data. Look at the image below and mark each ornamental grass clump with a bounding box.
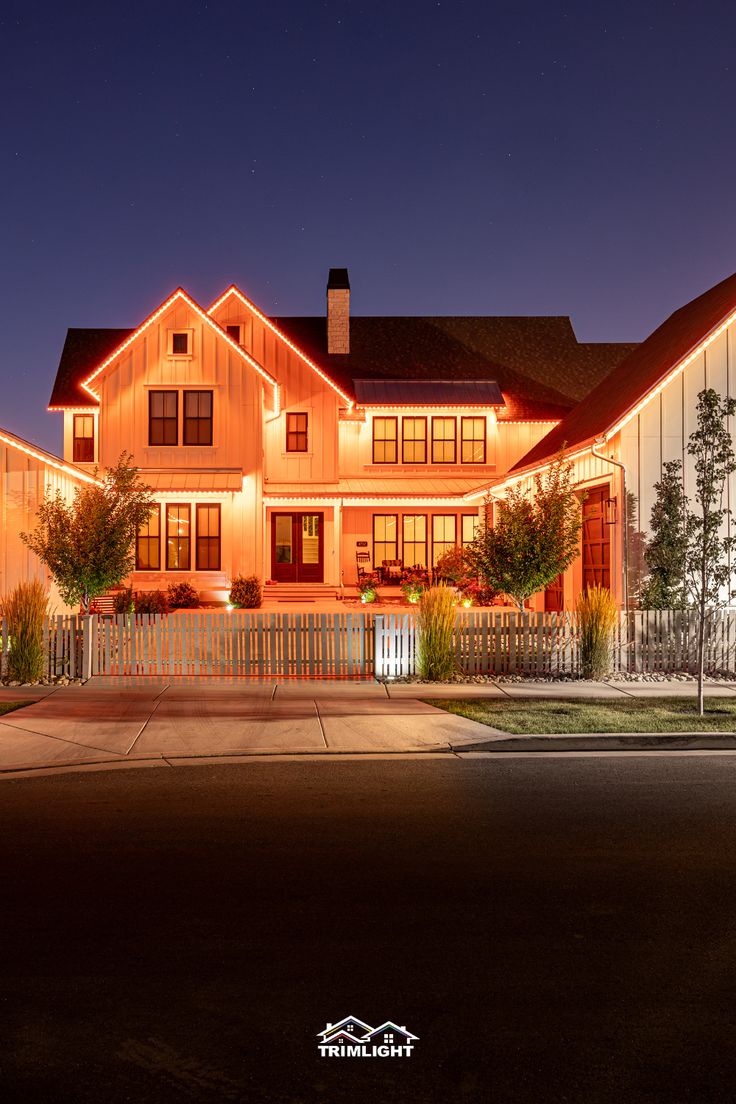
[577,585,618,679]
[1,579,48,683]
[416,584,457,681]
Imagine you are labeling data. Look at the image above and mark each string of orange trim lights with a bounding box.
[208,285,354,408]
[80,288,279,407]
[0,430,100,485]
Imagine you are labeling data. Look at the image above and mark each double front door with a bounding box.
[271,513,324,583]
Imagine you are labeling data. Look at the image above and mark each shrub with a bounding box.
[167,582,199,609]
[135,589,169,615]
[400,568,430,604]
[230,575,262,609]
[113,587,134,614]
[1,579,48,683]
[357,573,380,603]
[577,585,618,679]
[462,581,497,607]
[416,584,457,681]
[433,546,471,586]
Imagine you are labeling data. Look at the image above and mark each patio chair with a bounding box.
[356,551,371,583]
[381,558,403,584]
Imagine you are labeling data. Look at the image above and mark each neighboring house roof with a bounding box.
[511,270,736,475]
[0,425,99,484]
[274,315,636,419]
[353,378,504,406]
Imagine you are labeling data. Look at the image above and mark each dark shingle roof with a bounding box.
[512,270,736,474]
[353,378,505,406]
[50,328,133,407]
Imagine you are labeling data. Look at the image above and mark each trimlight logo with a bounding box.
[317,1015,418,1057]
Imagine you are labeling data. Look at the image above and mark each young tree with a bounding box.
[683,389,736,714]
[21,453,156,614]
[639,460,688,609]
[466,452,582,612]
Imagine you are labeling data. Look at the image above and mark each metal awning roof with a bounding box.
[143,470,243,492]
[352,378,505,406]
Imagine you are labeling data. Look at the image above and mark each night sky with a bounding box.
[3,1,736,453]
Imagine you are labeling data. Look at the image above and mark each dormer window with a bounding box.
[168,329,193,357]
[72,414,95,463]
[226,324,241,343]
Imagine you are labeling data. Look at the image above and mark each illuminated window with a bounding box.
[402,515,427,567]
[196,504,221,570]
[461,417,486,463]
[432,515,456,565]
[402,417,427,463]
[431,417,456,463]
[166,504,191,570]
[149,391,178,446]
[286,412,308,452]
[373,514,398,564]
[183,391,213,446]
[136,507,161,571]
[372,417,398,463]
[72,414,94,463]
[172,332,189,355]
[461,514,479,547]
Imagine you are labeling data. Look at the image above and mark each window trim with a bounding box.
[72,413,95,463]
[195,503,221,571]
[183,390,214,447]
[136,505,161,571]
[148,390,179,447]
[372,513,399,565]
[461,416,486,464]
[166,502,191,572]
[372,416,399,464]
[286,411,309,453]
[401,416,427,464]
[431,416,457,464]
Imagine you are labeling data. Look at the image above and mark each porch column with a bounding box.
[334,499,343,587]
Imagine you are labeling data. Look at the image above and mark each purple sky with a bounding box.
[3,0,736,453]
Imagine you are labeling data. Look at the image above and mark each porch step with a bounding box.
[261,584,343,604]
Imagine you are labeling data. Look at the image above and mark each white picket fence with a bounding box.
[1,608,735,681]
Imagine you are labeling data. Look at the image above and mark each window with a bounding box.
[183,390,213,446]
[372,417,398,463]
[171,331,189,355]
[136,507,160,570]
[432,514,456,565]
[196,504,221,570]
[286,412,308,453]
[72,414,95,463]
[149,391,178,446]
[461,417,486,464]
[461,514,479,547]
[166,504,191,570]
[402,417,427,463]
[226,324,240,342]
[431,417,456,463]
[373,514,398,565]
[402,515,427,568]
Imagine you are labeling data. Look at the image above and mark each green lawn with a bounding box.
[0,702,31,718]
[428,697,736,734]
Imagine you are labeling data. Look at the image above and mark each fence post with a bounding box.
[373,614,384,679]
[81,615,93,681]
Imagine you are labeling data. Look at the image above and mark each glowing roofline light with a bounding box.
[207,285,355,409]
[0,430,100,486]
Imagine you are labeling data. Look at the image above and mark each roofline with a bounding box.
[207,285,355,408]
[80,288,279,405]
[0,427,101,486]
[463,443,596,499]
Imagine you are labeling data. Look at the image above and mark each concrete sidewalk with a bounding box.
[1,676,734,776]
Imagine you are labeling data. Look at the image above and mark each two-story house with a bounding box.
[48,268,635,607]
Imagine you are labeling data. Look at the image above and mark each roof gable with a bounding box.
[511,270,736,475]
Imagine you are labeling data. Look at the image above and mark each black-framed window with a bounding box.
[373,514,398,564]
[183,390,213,446]
[461,514,479,547]
[149,391,178,446]
[196,504,221,570]
[432,514,457,565]
[372,417,398,463]
[402,417,427,463]
[226,324,240,342]
[431,417,456,463]
[72,414,95,463]
[286,412,308,452]
[461,417,486,464]
[402,514,427,567]
[172,331,189,355]
[166,503,191,570]
[136,506,161,570]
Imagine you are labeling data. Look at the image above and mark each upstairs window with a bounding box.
[72,414,95,463]
[461,417,486,463]
[183,390,213,446]
[171,331,189,355]
[286,412,308,452]
[372,416,398,463]
[149,391,178,446]
[225,324,241,342]
[136,507,160,571]
[402,417,427,463]
[431,417,456,464]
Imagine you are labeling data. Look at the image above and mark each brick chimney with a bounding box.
[327,268,350,354]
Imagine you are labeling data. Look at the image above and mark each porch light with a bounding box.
[604,496,617,525]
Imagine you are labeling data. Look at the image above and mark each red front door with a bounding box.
[271,513,324,583]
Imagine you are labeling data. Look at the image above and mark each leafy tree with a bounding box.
[466,452,582,612]
[626,491,649,609]
[639,461,688,609]
[21,453,156,614]
[683,389,736,714]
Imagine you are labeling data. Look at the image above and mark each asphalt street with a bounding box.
[3,755,736,1103]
